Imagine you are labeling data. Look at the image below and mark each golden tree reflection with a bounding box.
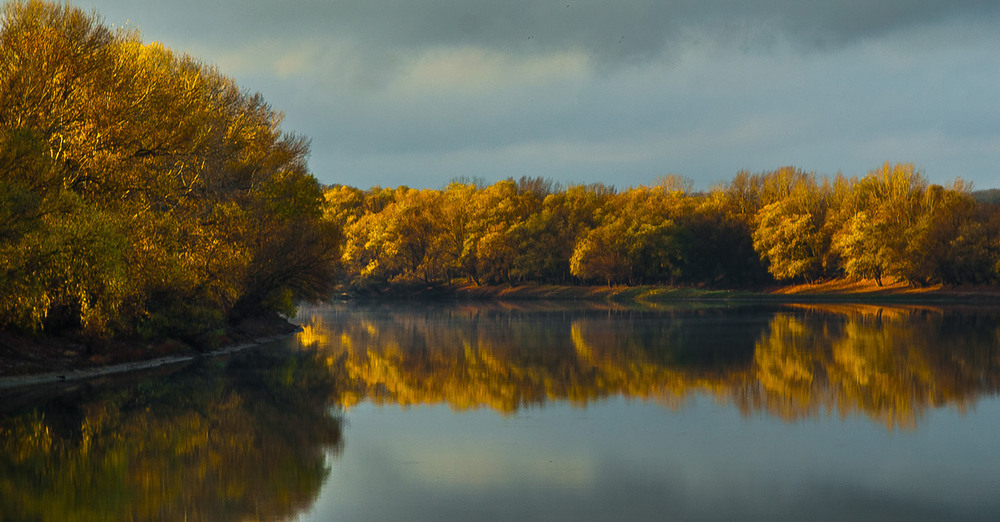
[752,314,823,419]
[298,303,1000,430]
[746,305,1000,428]
[0,348,344,521]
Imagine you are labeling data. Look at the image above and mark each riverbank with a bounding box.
[0,312,299,385]
[5,279,999,387]
[0,334,295,390]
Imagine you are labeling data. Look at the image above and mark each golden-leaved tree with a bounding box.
[0,1,339,340]
[751,168,830,282]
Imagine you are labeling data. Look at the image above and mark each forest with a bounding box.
[328,165,1000,291]
[3,1,1000,345]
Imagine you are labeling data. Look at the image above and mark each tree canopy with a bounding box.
[328,165,1000,291]
[0,1,339,341]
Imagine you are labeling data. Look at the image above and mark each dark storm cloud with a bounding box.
[80,0,1000,189]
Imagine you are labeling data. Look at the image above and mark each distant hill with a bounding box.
[972,189,1000,204]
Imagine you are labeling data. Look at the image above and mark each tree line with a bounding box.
[0,1,339,340]
[328,165,1000,290]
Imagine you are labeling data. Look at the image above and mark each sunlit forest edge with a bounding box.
[4,1,1000,360]
[327,168,1000,297]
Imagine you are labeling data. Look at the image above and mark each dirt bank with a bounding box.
[0,312,300,387]
[347,279,1000,303]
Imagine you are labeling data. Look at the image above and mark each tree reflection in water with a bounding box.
[298,302,1000,429]
[746,304,1000,428]
[0,346,344,521]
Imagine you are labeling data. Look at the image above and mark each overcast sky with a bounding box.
[76,1,999,190]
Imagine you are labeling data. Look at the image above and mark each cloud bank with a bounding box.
[80,1,1000,189]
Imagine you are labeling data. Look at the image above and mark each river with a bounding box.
[2,301,999,520]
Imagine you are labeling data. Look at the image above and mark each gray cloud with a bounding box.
[77,1,1000,189]
[97,1,999,61]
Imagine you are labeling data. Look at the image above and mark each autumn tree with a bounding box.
[508,183,612,283]
[831,163,926,286]
[0,1,338,340]
[570,186,686,285]
[570,218,630,285]
[904,182,1000,285]
[324,184,367,228]
[751,169,829,282]
[429,182,476,282]
[460,180,541,285]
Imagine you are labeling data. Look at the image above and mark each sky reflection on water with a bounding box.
[305,395,1000,521]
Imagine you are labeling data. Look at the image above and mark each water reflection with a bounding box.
[747,304,1000,428]
[0,346,344,521]
[297,302,1000,429]
[3,302,999,520]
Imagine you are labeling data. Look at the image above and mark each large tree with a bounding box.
[751,170,828,282]
[0,1,338,339]
[831,163,925,286]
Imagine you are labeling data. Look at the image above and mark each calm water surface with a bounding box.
[2,301,999,520]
